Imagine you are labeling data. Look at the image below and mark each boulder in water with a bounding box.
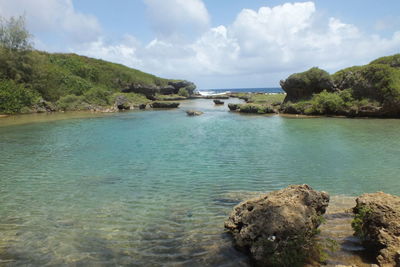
[186,110,203,116]
[151,102,180,108]
[225,184,329,266]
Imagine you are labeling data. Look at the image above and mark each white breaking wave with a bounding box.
[198,90,231,96]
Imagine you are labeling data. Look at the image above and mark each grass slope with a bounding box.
[0,48,176,114]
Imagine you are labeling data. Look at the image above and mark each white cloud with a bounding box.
[143,0,210,39]
[0,0,101,43]
[1,0,400,88]
[77,2,400,88]
[76,35,143,69]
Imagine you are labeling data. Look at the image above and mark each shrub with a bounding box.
[56,94,85,111]
[280,101,313,114]
[239,103,275,114]
[370,54,400,68]
[0,79,38,113]
[333,64,400,106]
[351,205,372,240]
[178,87,189,97]
[83,87,112,106]
[308,90,346,115]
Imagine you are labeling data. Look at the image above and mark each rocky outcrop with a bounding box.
[32,99,57,113]
[280,67,335,103]
[122,80,196,98]
[186,110,203,116]
[225,184,329,266]
[114,95,131,110]
[168,81,196,95]
[228,103,240,111]
[353,192,400,266]
[151,102,180,108]
[213,99,224,105]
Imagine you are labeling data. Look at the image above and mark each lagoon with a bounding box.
[1,98,400,265]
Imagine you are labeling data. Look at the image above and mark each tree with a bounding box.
[0,15,32,51]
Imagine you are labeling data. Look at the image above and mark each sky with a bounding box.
[0,0,399,89]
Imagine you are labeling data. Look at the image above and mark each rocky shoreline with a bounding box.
[224,185,400,267]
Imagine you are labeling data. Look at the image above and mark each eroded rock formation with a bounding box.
[353,192,400,266]
[225,184,329,266]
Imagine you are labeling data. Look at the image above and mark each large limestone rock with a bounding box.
[115,95,131,110]
[353,192,400,266]
[151,102,180,108]
[280,67,334,103]
[122,80,196,98]
[225,184,329,266]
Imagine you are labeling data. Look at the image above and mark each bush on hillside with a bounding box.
[83,87,112,106]
[178,88,189,97]
[333,64,400,111]
[56,94,86,111]
[370,54,400,68]
[307,90,346,115]
[0,79,38,113]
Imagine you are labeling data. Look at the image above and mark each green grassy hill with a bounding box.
[0,48,193,114]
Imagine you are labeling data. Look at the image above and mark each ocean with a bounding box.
[197,87,284,96]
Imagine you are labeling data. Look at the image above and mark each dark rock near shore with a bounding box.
[33,99,57,113]
[186,110,203,116]
[213,99,224,105]
[151,102,180,108]
[228,103,240,111]
[139,104,147,109]
[225,184,329,266]
[353,192,400,266]
[115,95,131,110]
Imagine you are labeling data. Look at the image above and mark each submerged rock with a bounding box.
[353,192,400,266]
[225,184,329,266]
[186,110,203,116]
[228,103,240,111]
[213,99,224,105]
[151,102,180,108]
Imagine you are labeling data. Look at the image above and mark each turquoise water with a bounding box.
[1,98,400,266]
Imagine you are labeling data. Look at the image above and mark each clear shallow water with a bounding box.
[1,98,400,266]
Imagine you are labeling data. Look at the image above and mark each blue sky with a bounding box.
[1,0,399,89]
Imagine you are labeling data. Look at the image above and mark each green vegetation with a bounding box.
[280,54,400,117]
[155,94,187,101]
[257,227,338,267]
[0,16,190,114]
[232,93,285,105]
[229,94,285,114]
[178,87,189,97]
[0,79,39,113]
[351,205,373,239]
[238,103,275,114]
